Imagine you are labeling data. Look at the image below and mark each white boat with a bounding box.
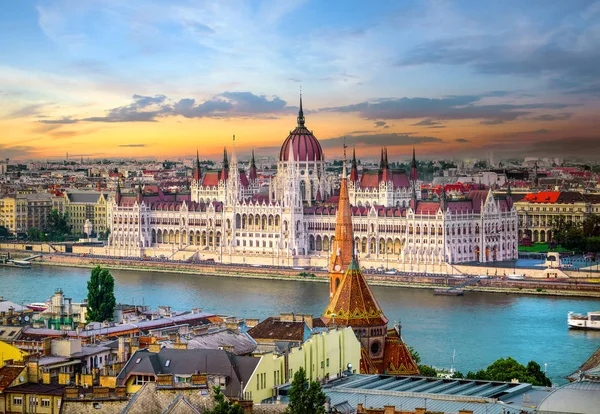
[507,274,525,280]
[568,310,600,330]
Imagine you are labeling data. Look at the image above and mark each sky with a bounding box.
[1,0,599,161]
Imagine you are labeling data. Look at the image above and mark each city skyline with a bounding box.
[1,0,599,161]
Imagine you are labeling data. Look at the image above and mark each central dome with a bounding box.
[279,96,324,162]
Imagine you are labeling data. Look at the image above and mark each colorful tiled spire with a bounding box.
[328,144,354,297]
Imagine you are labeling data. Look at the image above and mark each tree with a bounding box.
[407,346,421,365]
[285,367,327,414]
[463,357,551,386]
[0,225,9,238]
[418,365,438,377]
[204,386,244,414]
[86,266,116,322]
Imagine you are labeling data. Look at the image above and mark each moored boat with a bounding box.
[434,288,464,296]
[568,310,600,330]
[26,302,49,312]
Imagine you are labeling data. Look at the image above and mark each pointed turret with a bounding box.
[410,147,418,182]
[221,146,229,181]
[136,184,143,204]
[379,148,385,170]
[506,181,513,209]
[350,147,359,182]
[193,150,202,182]
[328,145,354,297]
[249,149,258,181]
[115,179,121,205]
[440,184,447,211]
[381,147,392,182]
[297,93,305,127]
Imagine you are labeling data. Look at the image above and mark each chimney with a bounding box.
[383,406,396,414]
[415,409,426,414]
[191,374,207,386]
[458,411,474,414]
[148,343,161,353]
[92,387,109,400]
[115,386,127,398]
[357,403,364,413]
[156,374,173,388]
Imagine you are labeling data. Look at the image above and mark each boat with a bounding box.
[568,310,600,330]
[507,273,525,280]
[26,302,48,312]
[434,288,464,296]
[11,260,32,268]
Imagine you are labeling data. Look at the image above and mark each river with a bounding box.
[2,264,600,385]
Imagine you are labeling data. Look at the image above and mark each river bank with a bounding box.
[30,254,600,298]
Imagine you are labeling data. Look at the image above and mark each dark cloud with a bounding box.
[119,144,147,147]
[411,118,441,126]
[530,113,572,121]
[322,95,568,122]
[320,133,444,148]
[39,117,78,124]
[0,144,37,159]
[480,120,504,125]
[42,92,294,124]
[529,137,600,157]
[427,125,446,129]
[455,139,470,143]
[397,36,600,80]
[374,121,388,128]
[3,104,46,119]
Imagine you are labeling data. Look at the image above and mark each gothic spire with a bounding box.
[379,148,385,170]
[223,147,229,169]
[410,147,418,182]
[350,147,359,182]
[297,92,305,127]
[193,149,202,181]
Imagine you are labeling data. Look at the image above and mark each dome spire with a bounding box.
[297,89,305,127]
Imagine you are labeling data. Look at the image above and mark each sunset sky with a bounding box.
[1,0,599,161]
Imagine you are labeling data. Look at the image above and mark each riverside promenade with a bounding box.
[19,251,600,298]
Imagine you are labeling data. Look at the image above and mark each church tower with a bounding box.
[322,146,419,375]
[328,145,354,298]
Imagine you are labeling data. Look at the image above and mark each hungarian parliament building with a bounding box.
[107,98,518,268]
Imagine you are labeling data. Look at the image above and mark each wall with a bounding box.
[244,327,361,404]
[0,341,27,367]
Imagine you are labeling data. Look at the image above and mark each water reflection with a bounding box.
[1,265,599,384]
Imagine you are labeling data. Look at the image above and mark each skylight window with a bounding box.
[135,358,141,364]
[165,360,171,367]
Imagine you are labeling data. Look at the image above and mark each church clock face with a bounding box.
[371,341,380,355]
[334,264,341,271]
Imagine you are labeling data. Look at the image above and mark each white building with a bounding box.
[108,97,518,266]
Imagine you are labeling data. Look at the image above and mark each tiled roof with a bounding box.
[247,317,306,343]
[323,259,388,327]
[0,366,25,391]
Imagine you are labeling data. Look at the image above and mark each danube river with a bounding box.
[2,265,600,384]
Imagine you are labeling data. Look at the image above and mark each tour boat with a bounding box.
[568,310,600,330]
[25,302,48,312]
[434,288,464,296]
[507,273,525,280]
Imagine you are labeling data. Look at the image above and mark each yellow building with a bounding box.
[0,194,55,235]
[63,191,108,236]
[514,191,600,242]
[2,383,64,414]
[0,341,28,368]
[245,327,361,403]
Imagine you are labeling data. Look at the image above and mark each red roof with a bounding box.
[524,191,561,203]
[279,126,324,162]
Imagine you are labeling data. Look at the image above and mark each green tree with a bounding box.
[86,266,116,322]
[285,367,327,414]
[464,357,551,386]
[204,386,244,414]
[407,346,421,365]
[0,225,9,238]
[418,365,438,377]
